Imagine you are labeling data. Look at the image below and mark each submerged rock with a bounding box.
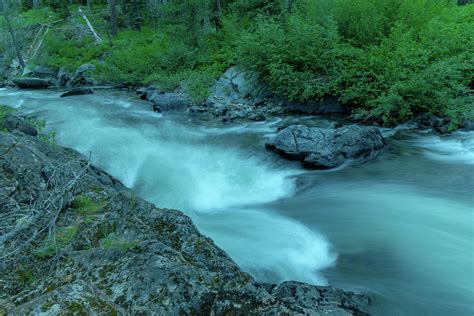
[266,124,385,169]
[0,117,370,315]
[60,87,94,98]
[12,77,51,89]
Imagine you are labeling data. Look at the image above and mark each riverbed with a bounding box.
[1,88,472,315]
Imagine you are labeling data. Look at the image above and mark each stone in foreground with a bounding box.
[266,124,385,169]
[0,118,370,315]
[12,77,51,89]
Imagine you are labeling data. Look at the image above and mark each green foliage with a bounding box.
[122,0,147,31]
[71,194,107,216]
[11,0,474,128]
[38,33,106,71]
[0,105,14,131]
[237,6,348,102]
[341,5,474,127]
[33,226,78,258]
[18,7,58,25]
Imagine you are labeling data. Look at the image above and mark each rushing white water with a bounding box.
[1,88,473,315]
[411,131,474,165]
[0,88,335,285]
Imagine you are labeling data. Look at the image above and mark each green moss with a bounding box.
[40,301,55,313]
[100,234,138,251]
[89,185,104,194]
[33,225,78,258]
[0,105,14,132]
[16,265,36,287]
[65,302,87,314]
[71,195,107,216]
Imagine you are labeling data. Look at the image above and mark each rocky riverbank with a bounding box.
[0,113,370,314]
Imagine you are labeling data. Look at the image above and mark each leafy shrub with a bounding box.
[341,5,474,127]
[237,6,348,102]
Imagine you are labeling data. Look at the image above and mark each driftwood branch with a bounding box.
[79,6,103,43]
[0,157,91,262]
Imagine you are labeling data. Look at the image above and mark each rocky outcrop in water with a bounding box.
[0,114,370,315]
[266,124,385,169]
[137,88,187,112]
[60,87,94,98]
[188,67,348,122]
[12,77,52,89]
[189,67,287,121]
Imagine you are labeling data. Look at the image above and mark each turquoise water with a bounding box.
[1,88,472,315]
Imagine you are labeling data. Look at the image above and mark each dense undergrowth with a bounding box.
[2,0,474,128]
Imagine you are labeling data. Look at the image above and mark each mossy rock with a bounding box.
[71,194,107,216]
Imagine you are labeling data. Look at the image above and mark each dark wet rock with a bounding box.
[0,121,369,315]
[71,63,97,86]
[196,67,287,121]
[192,67,350,122]
[462,121,474,131]
[57,67,72,87]
[136,87,148,100]
[416,115,452,134]
[12,77,51,89]
[60,87,94,98]
[31,66,58,79]
[148,92,187,112]
[266,124,385,169]
[284,96,349,115]
[1,115,38,136]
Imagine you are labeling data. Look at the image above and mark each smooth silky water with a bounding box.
[1,88,472,315]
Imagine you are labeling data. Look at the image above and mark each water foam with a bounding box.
[1,88,337,286]
[411,131,474,165]
[195,208,337,285]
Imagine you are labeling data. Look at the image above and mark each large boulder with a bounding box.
[0,119,369,316]
[148,91,187,112]
[191,67,287,121]
[266,124,385,169]
[12,77,51,89]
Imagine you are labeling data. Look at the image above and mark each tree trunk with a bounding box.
[4,14,26,70]
[214,0,222,31]
[108,0,118,36]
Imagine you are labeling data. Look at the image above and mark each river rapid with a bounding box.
[1,88,473,315]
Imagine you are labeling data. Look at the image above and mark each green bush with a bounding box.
[341,5,474,127]
[38,32,106,71]
[237,6,348,102]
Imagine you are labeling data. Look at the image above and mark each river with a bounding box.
[1,88,473,315]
